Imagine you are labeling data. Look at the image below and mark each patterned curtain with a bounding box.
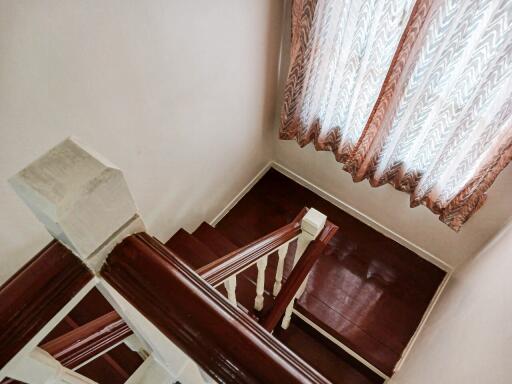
[281,0,512,231]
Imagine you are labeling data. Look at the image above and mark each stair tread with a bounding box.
[275,317,384,384]
[294,299,399,377]
[165,229,219,270]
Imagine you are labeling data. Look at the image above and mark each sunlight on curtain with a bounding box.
[281,0,512,230]
[281,0,415,160]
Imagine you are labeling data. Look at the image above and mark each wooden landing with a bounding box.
[215,168,446,377]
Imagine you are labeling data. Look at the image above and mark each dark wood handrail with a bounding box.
[40,311,132,369]
[0,240,93,370]
[261,221,338,332]
[197,208,308,286]
[101,232,331,384]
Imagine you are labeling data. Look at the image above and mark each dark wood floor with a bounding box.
[216,168,446,377]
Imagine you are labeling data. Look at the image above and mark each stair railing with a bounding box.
[101,233,332,384]
[2,138,334,383]
[40,311,132,370]
[197,207,335,330]
[261,221,338,331]
[0,234,332,384]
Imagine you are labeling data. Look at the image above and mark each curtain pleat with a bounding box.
[281,0,512,231]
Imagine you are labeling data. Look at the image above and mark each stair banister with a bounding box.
[197,208,307,309]
[261,221,338,332]
[101,232,331,384]
[0,241,95,382]
[3,138,334,383]
[40,311,132,370]
[197,207,329,315]
[197,207,307,286]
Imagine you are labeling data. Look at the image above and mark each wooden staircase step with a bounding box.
[294,298,398,377]
[275,317,384,384]
[165,229,219,270]
[193,222,238,255]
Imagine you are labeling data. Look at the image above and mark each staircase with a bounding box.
[167,223,270,316]
[0,139,446,384]
[164,220,383,384]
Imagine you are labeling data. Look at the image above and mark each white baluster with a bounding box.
[296,277,310,298]
[292,236,310,266]
[254,255,269,311]
[281,273,310,329]
[273,244,288,296]
[124,334,150,360]
[281,209,326,329]
[99,281,201,383]
[281,300,295,330]
[224,276,237,306]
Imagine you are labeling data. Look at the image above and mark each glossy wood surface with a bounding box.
[197,208,306,286]
[0,240,93,370]
[166,228,220,269]
[215,168,446,376]
[40,311,131,369]
[102,233,331,384]
[171,221,382,382]
[275,317,384,384]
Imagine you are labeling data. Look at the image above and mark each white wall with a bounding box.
[0,0,283,284]
[390,219,512,384]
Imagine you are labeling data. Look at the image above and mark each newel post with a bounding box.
[6,138,188,382]
[9,137,146,271]
[281,208,326,329]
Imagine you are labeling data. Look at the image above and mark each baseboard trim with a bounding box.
[393,270,451,373]
[271,161,453,273]
[210,162,273,226]
[210,159,453,273]
[292,310,389,380]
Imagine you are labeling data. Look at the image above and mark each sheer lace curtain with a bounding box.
[281,0,512,231]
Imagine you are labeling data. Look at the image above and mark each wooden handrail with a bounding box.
[0,240,93,370]
[101,232,331,384]
[261,221,338,332]
[40,311,132,369]
[197,208,308,286]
